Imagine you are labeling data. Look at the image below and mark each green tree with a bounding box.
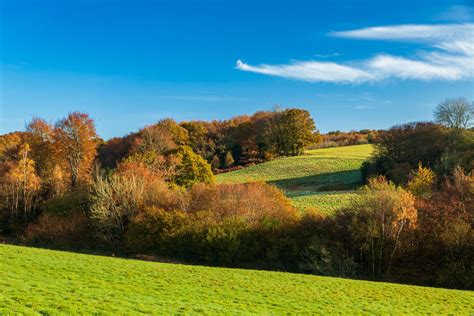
[174,146,215,188]
[267,108,316,156]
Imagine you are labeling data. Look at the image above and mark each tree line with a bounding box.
[0,107,316,232]
[0,99,472,290]
[99,108,317,172]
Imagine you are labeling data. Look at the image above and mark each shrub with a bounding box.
[407,164,435,198]
[125,182,299,266]
[210,155,221,170]
[224,151,234,167]
[125,206,189,254]
[42,189,90,217]
[24,212,92,249]
[188,182,298,225]
[90,171,161,244]
[435,218,474,289]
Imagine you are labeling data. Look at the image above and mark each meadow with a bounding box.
[217,144,373,213]
[1,244,473,314]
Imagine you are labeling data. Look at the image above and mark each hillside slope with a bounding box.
[217,144,373,213]
[1,244,473,314]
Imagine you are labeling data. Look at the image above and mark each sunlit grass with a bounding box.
[1,244,472,314]
[287,190,359,214]
[217,145,373,213]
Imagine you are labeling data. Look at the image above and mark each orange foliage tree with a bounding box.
[0,143,41,222]
[54,112,98,188]
[25,118,56,181]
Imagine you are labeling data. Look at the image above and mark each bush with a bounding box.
[42,189,90,217]
[188,182,298,225]
[24,212,92,249]
[407,164,435,198]
[125,182,299,266]
[125,206,189,254]
[435,218,474,289]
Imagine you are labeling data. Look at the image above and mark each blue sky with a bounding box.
[1,0,473,139]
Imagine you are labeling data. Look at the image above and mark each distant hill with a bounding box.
[217,144,374,213]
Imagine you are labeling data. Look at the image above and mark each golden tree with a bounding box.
[407,163,436,198]
[25,117,56,181]
[351,176,417,278]
[54,112,98,188]
[1,143,41,222]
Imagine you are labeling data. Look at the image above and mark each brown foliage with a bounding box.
[188,182,298,225]
[24,212,92,248]
[417,167,473,234]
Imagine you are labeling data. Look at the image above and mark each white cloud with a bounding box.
[368,55,465,80]
[330,24,474,42]
[236,23,474,83]
[236,59,373,83]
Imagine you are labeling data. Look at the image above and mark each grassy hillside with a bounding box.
[1,244,473,314]
[287,190,359,213]
[217,144,373,213]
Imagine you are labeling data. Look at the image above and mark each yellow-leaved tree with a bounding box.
[346,176,417,278]
[407,163,436,198]
[1,143,41,222]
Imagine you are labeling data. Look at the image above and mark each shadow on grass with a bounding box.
[269,169,363,194]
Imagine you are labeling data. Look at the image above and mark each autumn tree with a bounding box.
[0,143,41,222]
[407,163,436,199]
[97,135,135,169]
[340,176,417,278]
[25,117,56,181]
[124,150,178,181]
[0,132,24,162]
[362,122,450,184]
[132,119,188,155]
[173,146,215,188]
[180,121,215,160]
[54,112,98,188]
[266,108,316,156]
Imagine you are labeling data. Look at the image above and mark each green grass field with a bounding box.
[1,244,473,314]
[217,144,373,213]
[287,190,360,214]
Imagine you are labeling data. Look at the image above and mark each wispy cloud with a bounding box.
[313,52,342,58]
[237,23,474,83]
[236,60,373,83]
